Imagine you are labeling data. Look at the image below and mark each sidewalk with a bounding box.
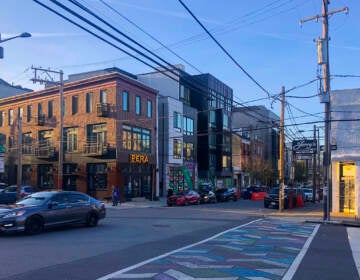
[104,197,167,209]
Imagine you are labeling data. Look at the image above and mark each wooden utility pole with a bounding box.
[279,86,285,212]
[16,116,22,201]
[300,1,348,221]
[312,125,317,203]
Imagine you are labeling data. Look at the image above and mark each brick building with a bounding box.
[0,69,158,201]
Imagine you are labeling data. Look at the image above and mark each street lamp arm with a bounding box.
[0,32,31,44]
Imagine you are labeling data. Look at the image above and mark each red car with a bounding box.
[167,190,201,206]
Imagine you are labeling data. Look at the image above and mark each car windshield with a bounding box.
[269,188,289,195]
[16,193,52,206]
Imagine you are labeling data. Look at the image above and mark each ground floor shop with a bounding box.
[331,161,359,216]
[162,162,197,195]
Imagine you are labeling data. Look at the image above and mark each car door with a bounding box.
[66,193,91,223]
[43,193,72,226]
[0,186,17,204]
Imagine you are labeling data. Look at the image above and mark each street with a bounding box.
[1,200,359,280]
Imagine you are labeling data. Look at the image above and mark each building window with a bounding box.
[179,84,190,103]
[22,132,33,154]
[87,163,107,191]
[27,105,32,122]
[209,153,216,168]
[18,107,23,119]
[0,111,3,126]
[72,96,78,115]
[147,100,152,118]
[173,112,181,130]
[121,125,152,153]
[38,103,43,118]
[100,89,107,103]
[122,91,129,111]
[223,135,230,152]
[209,110,216,128]
[222,155,230,169]
[64,127,78,152]
[223,113,229,130]
[183,116,194,135]
[173,139,182,159]
[86,123,107,144]
[86,92,93,113]
[209,133,216,149]
[48,101,53,118]
[183,142,194,161]
[133,127,142,151]
[135,96,141,115]
[8,109,13,125]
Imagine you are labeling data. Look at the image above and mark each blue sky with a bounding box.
[0,0,359,141]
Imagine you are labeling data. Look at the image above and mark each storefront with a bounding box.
[332,161,358,215]
[121,153,154,200]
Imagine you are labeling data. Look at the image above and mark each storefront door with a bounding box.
[339,164,356,213]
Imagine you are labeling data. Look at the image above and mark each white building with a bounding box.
[331,88,360,216]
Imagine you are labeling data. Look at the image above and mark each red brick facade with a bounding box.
[0,72,158,201]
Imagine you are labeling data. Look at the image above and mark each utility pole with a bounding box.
[312,125,317,203]
[16,116,22,201]
[300,1,348,221]
[31,66,64,190]
[279,86,285,212]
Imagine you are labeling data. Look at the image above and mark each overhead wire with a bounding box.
[178,0,272,99]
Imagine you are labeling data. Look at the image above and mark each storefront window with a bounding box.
[87,163,107,191]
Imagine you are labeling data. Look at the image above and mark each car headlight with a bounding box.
[3,211,26,218]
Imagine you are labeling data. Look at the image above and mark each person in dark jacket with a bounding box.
[112,185,120,206]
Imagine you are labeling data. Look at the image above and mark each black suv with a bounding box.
[215,188,237,202]
[264,187,303,209]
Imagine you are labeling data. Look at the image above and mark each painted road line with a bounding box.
[97,219,262,280]
[347,227,360,278]
[282,224,320,280]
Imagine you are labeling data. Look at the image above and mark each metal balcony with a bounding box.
[96,103,110,117]
[35,146,56,159]
[83,142,109,156]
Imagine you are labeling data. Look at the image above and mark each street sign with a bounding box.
[295,154,313,160]
[292,139,317,155]
[320,145,337,151]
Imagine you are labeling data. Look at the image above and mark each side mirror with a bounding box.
[48,201,58,209]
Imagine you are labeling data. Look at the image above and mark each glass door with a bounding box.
[339,163,355,213]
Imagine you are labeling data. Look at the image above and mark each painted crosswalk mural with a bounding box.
[100,219,317,280]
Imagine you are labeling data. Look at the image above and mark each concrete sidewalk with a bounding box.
[104,197,167,209]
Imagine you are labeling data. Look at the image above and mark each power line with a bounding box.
[178,0,272,99]
[98,0,202,74]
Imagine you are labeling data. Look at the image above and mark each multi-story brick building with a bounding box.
[0,68,158,201]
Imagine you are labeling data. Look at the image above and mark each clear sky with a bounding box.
[1,0,359,142]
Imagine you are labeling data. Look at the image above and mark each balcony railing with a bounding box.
[35,146,56,159]
[22,144,33,155]
[83,142,109,156]
[96,103,110,117]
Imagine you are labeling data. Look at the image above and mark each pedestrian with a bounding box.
[112,185,120,206]
[167,188,173,198]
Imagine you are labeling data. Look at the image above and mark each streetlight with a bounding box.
[0,32,31,59]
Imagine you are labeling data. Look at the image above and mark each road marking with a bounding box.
[96,219,263,280]
[282,223,320,280]
[347,227,360,278]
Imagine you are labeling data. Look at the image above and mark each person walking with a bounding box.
[112,185,120,206]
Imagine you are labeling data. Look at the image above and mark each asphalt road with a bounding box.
[0,200,261,280]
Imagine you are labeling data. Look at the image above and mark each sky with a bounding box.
[0,0,359,142]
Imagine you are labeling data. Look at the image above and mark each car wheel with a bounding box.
[25,216,44,235]
[86,212,99,227]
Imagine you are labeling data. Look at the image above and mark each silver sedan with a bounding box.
[0,191,106,235]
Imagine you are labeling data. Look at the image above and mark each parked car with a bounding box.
[0,191,106,234]
[242,185,268,200]
[0,182,7,191]
[0,185,35,204]
[167,190,201,206]
[264,187,304,209]
[215,188,237,202]
[302,188,319,201]
[198,183,216,204]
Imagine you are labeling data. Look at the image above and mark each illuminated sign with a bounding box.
[129,154,149,164]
